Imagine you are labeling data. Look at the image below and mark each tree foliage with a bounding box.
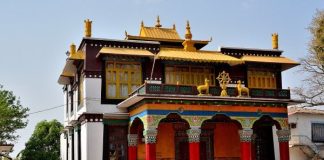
[294,10,324,106]
[20,120,63,160]
[0,85,29,143]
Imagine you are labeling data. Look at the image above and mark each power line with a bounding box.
[28,104,65,115]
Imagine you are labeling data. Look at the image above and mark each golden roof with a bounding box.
[69,50,85,60]
[157,48,244,65]
[58,60,77,85]
[241,55,299,70]
[97,47,154,57]
[139,26,181,40]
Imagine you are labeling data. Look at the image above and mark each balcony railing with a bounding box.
[131,83,291,99]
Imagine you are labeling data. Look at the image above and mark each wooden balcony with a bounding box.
[131,83,291,99]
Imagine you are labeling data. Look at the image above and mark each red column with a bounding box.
[239,129,253,160]
[277,129,290,160]
[187,128,201,160]
[127,134,138,160]
[145,143,156,160]
[241,142,252,160]
[143,129,158,160]
[128,146,137,160]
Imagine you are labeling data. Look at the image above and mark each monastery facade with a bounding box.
[58,17,300,160]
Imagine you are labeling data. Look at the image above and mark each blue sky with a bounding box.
[0,0,323,157]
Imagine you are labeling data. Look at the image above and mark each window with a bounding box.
[106,62,142,99]
[165,65,215,86]
[312,123,324,142]
[247,70,276,89]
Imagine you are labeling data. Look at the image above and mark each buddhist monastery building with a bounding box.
[58,17,301,160]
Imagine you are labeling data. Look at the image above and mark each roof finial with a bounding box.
[272,33,278,49]
[155,16,162,28]
[185,20,192,40]
[84,19,92,37]
[141,20,144,28]
[173,24,176,30]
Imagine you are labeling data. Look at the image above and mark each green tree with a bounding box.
[21,120,63,160]
[0,85,29,143]
[295,10,324,106]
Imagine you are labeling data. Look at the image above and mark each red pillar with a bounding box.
[127,134,138,160]
[189,142,200,160]
[143,129,158,160]
[145,143,156,160]
[279,141,289,160]
[187,128,201,160]
[240,142,252,160]
[277,129,290,160]
[239,129,253,160]
[128,146,137,160]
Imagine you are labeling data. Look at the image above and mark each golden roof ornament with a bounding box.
[272,33,278,49]
[155,16,162,28]
[84,19,92,37]
[185,20,192,40]
[182,20,196,52]
[69,43,76,56]
[141,20,144,28]
[216,71,231,97]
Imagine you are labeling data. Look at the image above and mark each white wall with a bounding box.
[290,147,309,160]
[83,78,125,113]
[272,126,280,160]
[81,123,87,160]
[80,122,103,160]
[289,113,324,140]
[60,133,67,160]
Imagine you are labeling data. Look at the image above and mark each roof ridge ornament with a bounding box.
[84,19,92,37]
[155,16,162,28]
[173,24,176,30]
[182,20,196,52]
[272,33,278,49]
[185,20,192,40]
[141,20,144,28]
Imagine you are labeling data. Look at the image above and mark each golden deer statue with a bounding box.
[197,78,210,96]
[237,80,249,97]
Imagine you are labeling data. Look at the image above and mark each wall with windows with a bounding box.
[289,113,324,143]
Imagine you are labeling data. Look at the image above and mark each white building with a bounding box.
[289,107,324,160]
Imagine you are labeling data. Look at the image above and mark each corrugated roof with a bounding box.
[241,55,299,70]
[157,48,244,65]
[139,27,181,40]
[97,47,154,57]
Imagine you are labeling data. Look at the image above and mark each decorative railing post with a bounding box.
[143,129,158,160]
[128,134,138,160]
[239,129,253,160]
[187,127,201,160]
[276,129,290,160]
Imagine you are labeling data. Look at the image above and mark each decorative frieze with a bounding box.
[187,128,201,143]
[276,129,290,142]
[143,129,158,144]
[239,129,253,142]
[78,113,103,124]
[128,134,138,146]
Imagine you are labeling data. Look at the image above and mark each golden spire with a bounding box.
[185,20,192,40]
[272,33,278,49]
[141,20,144,28]
[155,16,162,28]
[84,19,92,37]
[182,20,196,52]
[173,24,176,30]
[69,43,76,57]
